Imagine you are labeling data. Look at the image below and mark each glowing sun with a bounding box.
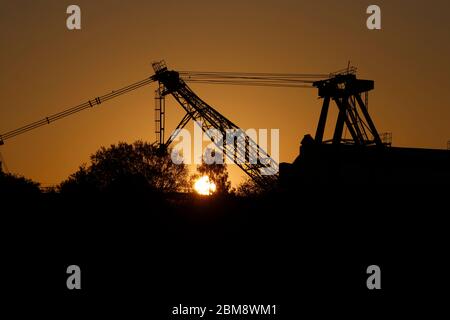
[194,176,216,195]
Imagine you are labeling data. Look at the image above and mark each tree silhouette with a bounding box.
[192,149,231,194]
[59,141,189,193]
[236,177,263,197]
[0,165,41,194]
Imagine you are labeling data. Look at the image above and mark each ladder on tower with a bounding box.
[155,83,165,146]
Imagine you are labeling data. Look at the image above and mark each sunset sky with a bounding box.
[1,0,449,187]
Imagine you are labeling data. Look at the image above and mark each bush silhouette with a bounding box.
[236,177,264,197]
[0,165,41,194]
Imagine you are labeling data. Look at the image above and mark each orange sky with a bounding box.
[1,0,449,187]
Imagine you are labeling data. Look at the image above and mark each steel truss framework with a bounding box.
[152,61,279,189]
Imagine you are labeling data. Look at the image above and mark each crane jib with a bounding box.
[2,61,367,190]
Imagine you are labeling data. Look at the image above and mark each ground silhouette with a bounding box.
[1,143,449,317]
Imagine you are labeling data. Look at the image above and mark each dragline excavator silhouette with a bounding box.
[0,60,386,189]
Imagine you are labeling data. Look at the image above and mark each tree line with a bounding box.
[0,141,263,196]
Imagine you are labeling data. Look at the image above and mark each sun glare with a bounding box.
[194,176,216,195]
